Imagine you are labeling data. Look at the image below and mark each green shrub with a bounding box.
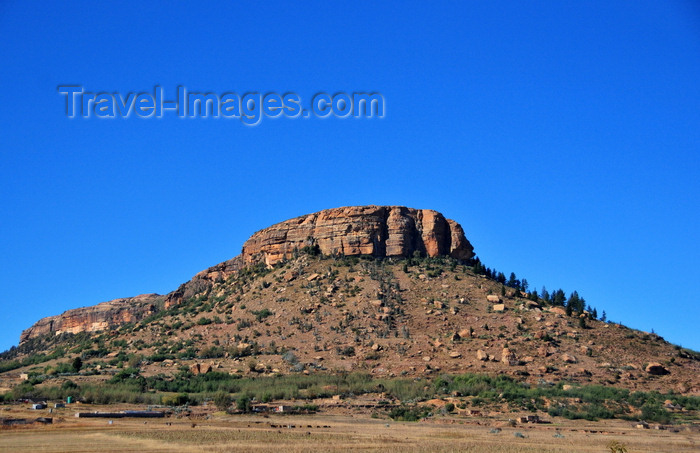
[388,405,432,421]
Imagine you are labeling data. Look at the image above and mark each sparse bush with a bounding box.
[388,405,432,421]
[213,390,231,411]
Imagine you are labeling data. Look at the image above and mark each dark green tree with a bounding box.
[72,357,82,372]
[552,289,566,306]
[507,272,518,288]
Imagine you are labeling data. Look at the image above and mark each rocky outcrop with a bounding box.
[645,362,670,375]
[163,256,243,309]
[20,294,162,342]
[242,206,474,266]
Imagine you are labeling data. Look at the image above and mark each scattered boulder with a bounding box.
[492,304,505,313]
[561,354,578,364]
[501,348,518,366]
[487,295,500,303]
[645,362,670,375]
[477,350,488,361]
[449,351,462,359]
[189,363,213,375]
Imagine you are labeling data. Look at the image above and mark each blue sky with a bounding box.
[0,1,698,352]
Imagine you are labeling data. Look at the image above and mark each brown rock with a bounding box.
[501,348,518,366]
[458,328,471,338]
[562,353,578,364]
[645,362,670,375]
[477,350,488,361]
[20,293,161,342]
[241,206,474,266]
[449,351,462,358]
[548,307,567,316]
[189,363,212,375]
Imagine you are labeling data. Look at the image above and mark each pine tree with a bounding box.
[553,289,566,306]
[521,278,529,292]
[568,291,581,313]
[601,310,607,322]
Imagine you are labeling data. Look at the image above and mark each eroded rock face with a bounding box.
[242,206,474,266]
[20,294,162,342]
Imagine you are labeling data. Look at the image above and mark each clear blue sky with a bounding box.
[1,1,698,352]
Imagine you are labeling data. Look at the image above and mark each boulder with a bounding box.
[458,328,472,338]
[501,348,518,366]
[561,354,578,364]
[645,362,670,375]
[477,350,488,361]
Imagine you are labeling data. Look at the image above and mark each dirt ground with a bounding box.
[1,404,698,452]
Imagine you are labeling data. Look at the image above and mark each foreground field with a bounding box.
[1,405,698,452]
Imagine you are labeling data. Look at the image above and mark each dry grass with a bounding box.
[1,411,699,453]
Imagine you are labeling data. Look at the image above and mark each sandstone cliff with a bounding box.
[19,294,162,343]
[241,206,474,266]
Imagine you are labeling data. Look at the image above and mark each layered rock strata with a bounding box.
[241,205,474,266]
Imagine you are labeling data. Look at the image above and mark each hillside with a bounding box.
[2,205,699,424]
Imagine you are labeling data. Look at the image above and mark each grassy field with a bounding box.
[1,405,698,452]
